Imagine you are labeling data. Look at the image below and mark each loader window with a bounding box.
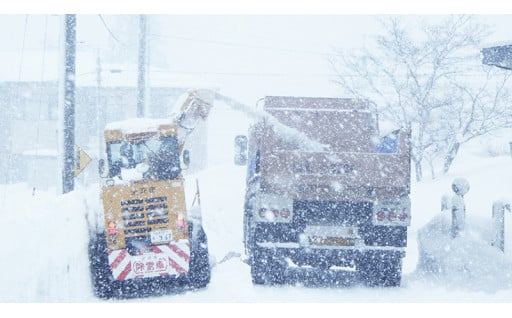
[149,136,181,180]
[120,143,136,168]
[106,135,181,180]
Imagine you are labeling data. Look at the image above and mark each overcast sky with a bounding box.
[1,4,512,104]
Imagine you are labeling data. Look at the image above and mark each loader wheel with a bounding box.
[357,251,402,287]
[88,232,114,299]
[187,223,211,289]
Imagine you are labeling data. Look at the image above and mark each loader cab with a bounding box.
[102,119,182,183]
[106,135,181,181]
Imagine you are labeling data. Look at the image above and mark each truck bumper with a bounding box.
[254,241,405,268]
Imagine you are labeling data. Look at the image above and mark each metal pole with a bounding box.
[61,14,76,194]
[137,14,147,118]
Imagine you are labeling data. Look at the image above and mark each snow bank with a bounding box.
[416,211,512,293]
[0,183,96,301]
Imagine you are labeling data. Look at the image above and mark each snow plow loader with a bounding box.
[236,96,411,287]
[88,89,213,299]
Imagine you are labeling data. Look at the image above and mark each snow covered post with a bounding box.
[450,178,470,239]
[491,200,511,252]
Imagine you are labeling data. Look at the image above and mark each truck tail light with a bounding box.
[255,194,293,223]
[372,197,410,226]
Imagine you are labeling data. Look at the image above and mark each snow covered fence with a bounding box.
[491,200,512,252]
[417,180,512,292]
[441,178,511,252]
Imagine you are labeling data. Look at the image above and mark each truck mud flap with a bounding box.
[250,248,286,285]
[356,250,404,287]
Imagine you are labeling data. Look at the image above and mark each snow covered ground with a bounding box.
[1,102,512,315]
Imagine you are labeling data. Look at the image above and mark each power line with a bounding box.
[147,33,499,77]
[3,14,28,198]
[149,68,501,79]
[97,14,126,47]
[150,33,338,57]
[151,69,338,78]
[33,15,49,196]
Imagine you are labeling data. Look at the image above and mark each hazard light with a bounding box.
[107,221,118,244]
[176,213,185,232]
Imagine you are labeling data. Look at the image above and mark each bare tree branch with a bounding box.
[330,15,512,180]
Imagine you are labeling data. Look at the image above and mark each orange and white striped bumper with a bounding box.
[108,239,190,281]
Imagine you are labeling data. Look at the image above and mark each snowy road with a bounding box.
[3,160,512,304]
[2,106,512,304]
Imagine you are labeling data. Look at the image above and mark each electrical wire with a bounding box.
[151,69,338,78]
[98,14,127,47]
[32,15,49,196]
[150,33,336,57]
[2,15,28,203]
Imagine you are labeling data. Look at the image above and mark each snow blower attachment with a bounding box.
[88,89,213,299]
[237,96,411,287]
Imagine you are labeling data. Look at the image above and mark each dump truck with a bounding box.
[88,89,214,298]
[235,96,411,287]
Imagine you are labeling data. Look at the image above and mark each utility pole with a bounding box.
[137,14,147,118]
[60,14,76,194]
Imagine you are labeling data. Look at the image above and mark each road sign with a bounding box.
[74,145,92,177]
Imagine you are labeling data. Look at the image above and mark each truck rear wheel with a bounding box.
[188,244,210,289]
[187,223,211,289]
[357,251,402,287]
[88,232,115,299]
